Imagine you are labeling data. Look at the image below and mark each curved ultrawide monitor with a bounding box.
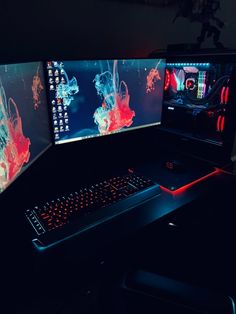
[0,62,51,194]
[46,59,166,144]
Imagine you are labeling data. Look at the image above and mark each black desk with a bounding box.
[30,168,231,255]
[2,165,235,314]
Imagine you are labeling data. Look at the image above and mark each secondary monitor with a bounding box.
[46,59,166,144]
[0,62,51,195]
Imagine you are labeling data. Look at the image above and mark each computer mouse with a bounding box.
[164,159,186,173]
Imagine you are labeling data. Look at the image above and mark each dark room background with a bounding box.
[1,0,236,63]
[1,2,236,312]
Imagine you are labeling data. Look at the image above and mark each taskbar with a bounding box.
[54,122,161,145]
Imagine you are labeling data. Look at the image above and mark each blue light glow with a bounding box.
[167,63,210,67]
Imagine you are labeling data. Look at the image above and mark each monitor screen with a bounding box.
[0,62,51,194]
[162,62,234,146]
[46,59,166,144]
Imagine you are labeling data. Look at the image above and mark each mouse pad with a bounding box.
[134,155,215,191]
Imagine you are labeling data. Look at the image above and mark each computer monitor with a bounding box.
[162,61,234,146]
[0,62,51,194]
[45,59,166,144]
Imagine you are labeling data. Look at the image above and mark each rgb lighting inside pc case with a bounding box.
[0,62,51,194]
[46,59,166,144]
[162,62,233,146]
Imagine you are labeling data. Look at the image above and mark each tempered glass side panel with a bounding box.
[162,61,234,146]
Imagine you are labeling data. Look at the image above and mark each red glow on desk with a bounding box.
[160,168,221,196]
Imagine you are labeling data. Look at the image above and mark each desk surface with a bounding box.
[2,163,235,313]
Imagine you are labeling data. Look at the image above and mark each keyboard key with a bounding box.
[25,171,160,235]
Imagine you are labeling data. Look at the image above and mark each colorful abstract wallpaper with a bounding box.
[0,62,51,194]
[46,59,165,144]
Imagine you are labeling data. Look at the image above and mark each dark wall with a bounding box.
[1,1,236,63]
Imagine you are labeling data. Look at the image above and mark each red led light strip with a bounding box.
[164,69,170,91]
[220,86,229,105]
[160,168,221,196]
[217,116,221,132]
[221,86,225,104]
[221,116,225,132]
[225,87,229,104]
[216,115,225,132]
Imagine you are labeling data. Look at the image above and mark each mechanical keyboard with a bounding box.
[25,170,161,239]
